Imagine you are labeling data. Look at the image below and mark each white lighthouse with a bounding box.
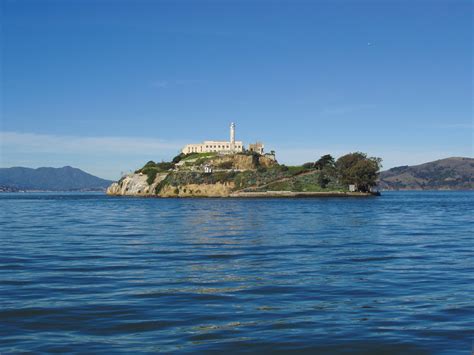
[230,122,236,152]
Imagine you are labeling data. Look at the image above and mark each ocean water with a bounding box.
[0,192,472,354]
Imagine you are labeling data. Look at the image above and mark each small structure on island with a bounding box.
[248,142,264,155]
[182,122,244,154]
[203,164,213,173]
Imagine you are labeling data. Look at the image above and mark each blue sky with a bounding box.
[1,0,472,179]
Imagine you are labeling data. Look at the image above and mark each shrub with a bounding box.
[156,162,174,171]
[155,178,169,194]
[172,153,185,164]
[144,160,157,168]
[145,168,159,185]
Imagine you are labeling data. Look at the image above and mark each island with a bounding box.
[107,123,381,198]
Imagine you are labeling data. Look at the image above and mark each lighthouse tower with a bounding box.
[230,122,236,152]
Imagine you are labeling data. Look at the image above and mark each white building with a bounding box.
[182,122,244,154]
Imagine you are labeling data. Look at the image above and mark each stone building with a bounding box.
[248,142,264,155]
[181,122,244,154]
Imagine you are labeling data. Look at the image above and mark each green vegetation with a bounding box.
[297,153,382,192]
[171,153,186,164]
[286,166,307,175]
[232,165,309,190]
[154,178,169,194]
[181,152,217,161]
[145,169,158,185]
[136,160,174,185]
[252,169,345,192]
[336,152,382,192]
[315,154,336,170]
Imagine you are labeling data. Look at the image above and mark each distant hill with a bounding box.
[378,157,474,190]
[0,166,112,192]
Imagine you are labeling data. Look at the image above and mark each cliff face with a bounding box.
[106,172,235,197]
[211,154,276,170]
[106,173,168,196]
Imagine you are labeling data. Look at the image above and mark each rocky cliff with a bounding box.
[106,172,168,196]
[107,153,277,197]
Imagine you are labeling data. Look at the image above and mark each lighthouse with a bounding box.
[230,122,236,152]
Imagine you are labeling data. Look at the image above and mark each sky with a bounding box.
[1,0,472,179]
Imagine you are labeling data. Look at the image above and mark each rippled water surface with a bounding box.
[1,192,473,353]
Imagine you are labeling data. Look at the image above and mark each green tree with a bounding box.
[172,153,185,164]
[318,171,330,188]
[336,152,382,192]
[315,154,335,170]
[143,160,157,168]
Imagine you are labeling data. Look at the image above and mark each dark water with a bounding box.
[0,192,472,354]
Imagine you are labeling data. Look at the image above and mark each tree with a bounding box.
[314,154,335,170]
[336,152,382,192]
[172,153,185,164]
[318,171,330,188]
[143,160,157,168]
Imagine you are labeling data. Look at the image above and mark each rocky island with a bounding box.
[107,123,381,198]
[106,151,381,198]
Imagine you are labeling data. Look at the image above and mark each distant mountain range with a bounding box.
[0,166,112,192]
[378,157,474,190]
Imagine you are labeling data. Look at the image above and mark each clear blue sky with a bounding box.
[1,0,472,179]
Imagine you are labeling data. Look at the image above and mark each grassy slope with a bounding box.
[155,166,346,194]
